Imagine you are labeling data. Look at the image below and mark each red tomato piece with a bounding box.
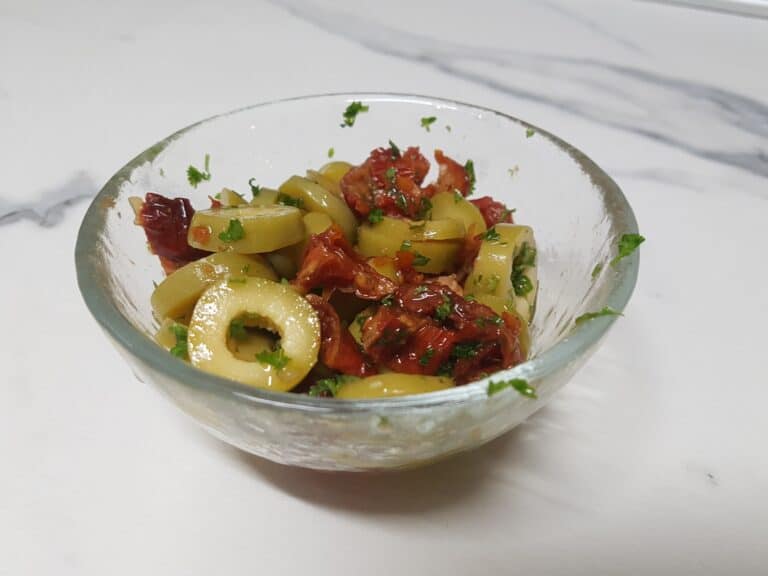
[469,196,514,228]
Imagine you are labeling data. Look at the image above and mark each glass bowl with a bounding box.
[75,93,639,471]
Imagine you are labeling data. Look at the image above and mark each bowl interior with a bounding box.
[77,93,638,407]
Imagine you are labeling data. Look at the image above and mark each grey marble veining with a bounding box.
[269,0,768,179]
[0,171,96,227]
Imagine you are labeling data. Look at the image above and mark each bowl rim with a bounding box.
[75,91,639,413]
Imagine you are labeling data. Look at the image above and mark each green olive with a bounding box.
[335,374,455,399]
[187,205,305,253]
[318,161,353,183]
[187,278,320,391]
[463,224,538,323]
[151,252,277,320]
[430,191,487,235]
[306,170,341,197]
[278,175,357,242]
[357,223,462,274]
[217,188,247,207]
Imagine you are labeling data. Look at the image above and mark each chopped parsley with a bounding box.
[414,285,428,295]
[452,342,480,359]
[515,243,537,267]
[385,166,397,185]
[381,294,394,307]
[420,116,437,131]
[400,240,413,251]
[412,252,431,267]
[187,154,211,188]
[388,139,401,159]
[487,378,537,398]
[356,312,372,327]
[591,262,604,279]
[486,274,501,292]
[277,193,303,208]
[512,269,533,296]
[482,227,501,243]
[229,318,248,340]
[508,165,520,178]
[417,196,432,219]
[610,233,645,266]
[327,147,335,158]
[464,294,476,302]
[526,128,535,138]
[218,218,245,243]
[435,295,453,321]
[437,362,454,377]
[368,208,384,224]
[248,178,261,197]
[340,101,369,127]
[419,347,435,366]
[169,323,188,359]
[395,193,408,212]
[308,375,351,397]
[454,189,463,203]
[574,306,622,325]
[255,347,290,370]
[464,159,476,195]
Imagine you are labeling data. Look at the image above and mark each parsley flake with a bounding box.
[385,166,397,185]
[218,218,245,243]
[368,208,384,224]
[574,306,623,325]
[413,252,431,267]
[229,318,248,340]
[277,193,303,208]
[381,294,394,307]
[454,189,463,203]
[487,378,537,398]
[417,197,432,219]
[255,347,290,370]
[419,347,435,366]
[187,154,211,188]
[420,116,437,131]
[464,159,476,195]
[248,178,261,197]
[512,269,533,297]
[395,193,408,212]
[340,101,369,127]
[435,295,453,321]
[169,323,188,359]
[482,227,501,243]
[525,128,535,138]
[591,262,604,279]
[414,285,428,295]
[400,240,413,251]
[308,375,351,397]
[388,139,401,159]
[327,147,335,158]
[452,342,480,359]
[610,233,645,266]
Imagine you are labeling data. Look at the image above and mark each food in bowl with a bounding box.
[132,142,538,399]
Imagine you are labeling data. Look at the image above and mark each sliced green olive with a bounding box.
[335,374,454,399]
[151,252,277,320]
[249,187,280,206]
[278,175,357,242]
[188,278,320,391]
[357,223,462,274]
[463,224,538,323]
[229,328,277,361]
[430,191,487,235]
[306,170,341,197]
[217,188,247,207]
[318,161,353,183]
[187,204,304,253]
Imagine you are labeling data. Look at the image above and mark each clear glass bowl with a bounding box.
[75,93,639,471]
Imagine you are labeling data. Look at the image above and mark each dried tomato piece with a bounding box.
[423,150,472,197]
[293,225,397,300]
[139,193,207,272]
[305,294,374,377]
[469,196,514,228]
[340,145,432,219]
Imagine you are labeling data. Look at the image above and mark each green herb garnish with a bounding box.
[487,378,537,398]
[591,262,604,279]
[417,196,432,219]
[340,101,369,127]
[400,240,412,251]
[482,227,501,243]
[381,294,394,307]
[419,347,435,366]
[420,116,437,131]
[277,193,303,208]
[327,147,335,158]
[389,139,401,159]
[525,128,535,138]
[515,243,537,267]
[454,189,463,203]
[395,193,408,212]
[452,342,480,359]
[414,285,428,295]
[435,295,453,321]
[512,269,533,296]
[248,178,261,197]
[255,347,290,370]
[308,375,352,397]
[610,233,645,266]
[574,306,623,325]
[368,208,384,224]
[187,154,211,188]
[464,159,476,195]
[385,166,397,185]
[229,318,248,340]
[218,218,245,243]
[412,253,430,267]
[169,323,188,359]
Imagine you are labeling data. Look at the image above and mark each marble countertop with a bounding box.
[2,1,766,574]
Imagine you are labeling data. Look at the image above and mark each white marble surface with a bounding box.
[1,1,767,574]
